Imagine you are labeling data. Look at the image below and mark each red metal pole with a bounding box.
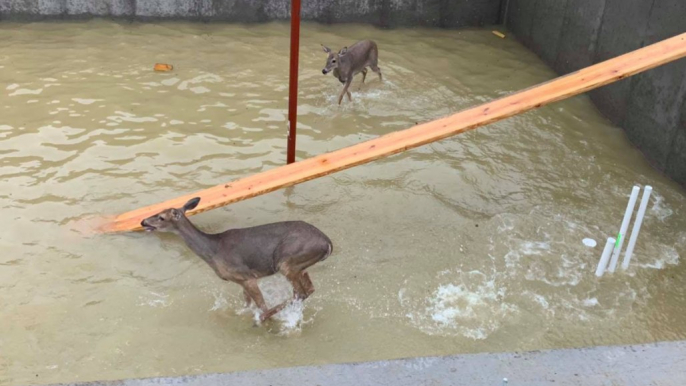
[286,0,301,164]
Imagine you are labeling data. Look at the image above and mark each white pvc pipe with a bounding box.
[622,186,652,270]
[608,186,640,273]
[596,237,616,277]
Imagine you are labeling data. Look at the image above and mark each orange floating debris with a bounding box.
[154,63,173,72]
[492,31,506,38]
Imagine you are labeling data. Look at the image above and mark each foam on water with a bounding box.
[209,290,229,312]
[72,98,102,105]
[403,270,518,340]
[138,291,172,308]
[397,205,682,339]
[177,73,224,91]
[637,245,680,270]
[273,299,310,334]
[9,87,43,96]
[523,291,555,317]
[650,192,673,222]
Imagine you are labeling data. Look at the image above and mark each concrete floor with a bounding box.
[46,340,686,386]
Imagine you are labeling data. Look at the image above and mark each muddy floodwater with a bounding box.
[1,20,685,386]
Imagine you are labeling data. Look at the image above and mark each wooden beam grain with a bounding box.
[100,32,686,233]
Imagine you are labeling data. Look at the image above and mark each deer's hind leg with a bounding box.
[280,263,308,300]
[361,68,367,84]
[298,272,315,299]
[276,239,330,301]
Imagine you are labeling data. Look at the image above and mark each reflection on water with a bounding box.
[0,20,685,386]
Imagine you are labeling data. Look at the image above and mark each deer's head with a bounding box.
[321,44,348,75]
[140,197,200,232]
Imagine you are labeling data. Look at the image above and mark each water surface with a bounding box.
[1,20,685,386]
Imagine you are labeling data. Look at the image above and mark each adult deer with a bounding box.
[140,197,333,323]
[322,40,382,104]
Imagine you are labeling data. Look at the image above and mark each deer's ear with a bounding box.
[321,44,331,53]
[339,47,348,56]
[182,197,201,212]
[171,209,183,221]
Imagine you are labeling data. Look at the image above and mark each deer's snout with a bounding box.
[322,69,328,75]
[141,218,155,232]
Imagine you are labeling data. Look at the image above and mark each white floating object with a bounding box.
[596,237,616,277]
[622,186,652,270]
[608,186,640,272]
[583,238,597,247]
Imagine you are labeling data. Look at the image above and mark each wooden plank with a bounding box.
[100,32,686,233]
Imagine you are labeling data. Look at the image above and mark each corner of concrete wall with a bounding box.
[505,0,686,188]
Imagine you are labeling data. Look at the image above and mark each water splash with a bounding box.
[650,192,673,222]
[235,275,314,335]
[138,291,171,308]
[403,272,518,340]
[209,290,229,311]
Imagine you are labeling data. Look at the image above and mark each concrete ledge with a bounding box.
[45,340,686,386]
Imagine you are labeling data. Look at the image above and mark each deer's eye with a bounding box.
[332,59,336,63]
[158,215,165,221]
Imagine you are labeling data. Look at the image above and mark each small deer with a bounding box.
[140,197,333,323]
[321,40,382,105]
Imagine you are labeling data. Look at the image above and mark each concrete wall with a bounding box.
[505,0,686,187]
[0,0,501,27]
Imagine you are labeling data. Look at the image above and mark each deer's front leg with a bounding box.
[242,288,252,308]
[241,280,274,323]
[242,279,289,323]
[338,79,353,105]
